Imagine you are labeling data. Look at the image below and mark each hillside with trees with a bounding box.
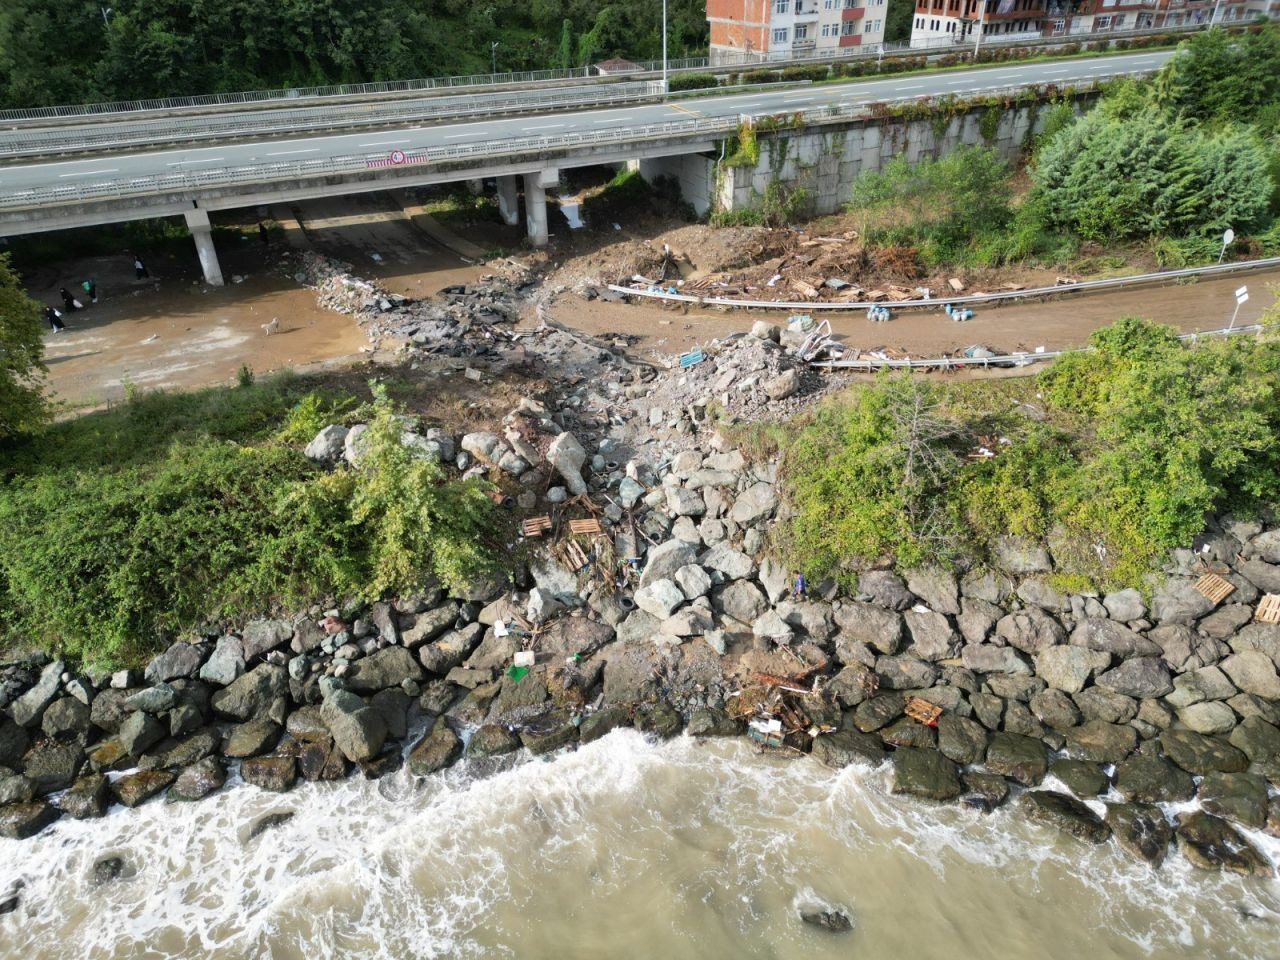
[0,0,710,108]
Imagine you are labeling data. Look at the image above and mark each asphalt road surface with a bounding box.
[0,52,1172,198]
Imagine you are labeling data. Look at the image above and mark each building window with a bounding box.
[931,18,939,29]
[824,0,836,7]
[775,0,790,13]
[795,24,809,39]
[842,20,856,35]
[844,0,857,8]
[773,27,789,42]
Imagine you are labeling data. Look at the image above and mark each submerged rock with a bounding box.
[1105,803,1172,868]
[240,756,297,793]
[890,748,962,802]
[0,800,61,839]
[408,719,462,775]
[1175,812,1271,877]
[168,757,226,802]
[112,770,176,808]
[1020,791,1110,844]
[799,907,853,932]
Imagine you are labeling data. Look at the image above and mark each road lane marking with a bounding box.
[522,123,565,130]
[359,139,409,147]
[594,116,632,123]
[167,157,224,165]
[668,103,701,117]
[59,168,118,177]
[267,148,318,155]
[897,84,923,90]
[444,133,474,138]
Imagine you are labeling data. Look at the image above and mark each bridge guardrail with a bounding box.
[0,81,669,159]
[0,22,1208,125]
[0,74,1134,214]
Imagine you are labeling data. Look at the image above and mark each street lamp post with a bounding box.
[491,41,499,76]
[662,0,669,91]
[973,0,988,58]
[1210,0,1223,25]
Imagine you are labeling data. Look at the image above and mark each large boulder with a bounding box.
[810,730,886,769]
[1166,666,1237,709]
[0,801,61,840]
[1063,720,1137,763]
[1219,651,1280,700]
[1102,589,1145,623]
[834,603,902,657]
[9,660,64,728]
[1069,619,1159,658]
[408,719,462,775]
[857,571,914,611]
[1094,658,1173,699]
[905,568,959,616]
[240,619,294,661]
[144,641,205,684]
[936,715,988,765]
[995,609,1065,654]
[41,697,91,741]
[58,774,110,820]
[1113,756,1195,804]
[730,482,778,525]
[1021,791,1110,843]
[1228,716,1280,763]
[874,656,937,690]
[1198,772,1269,829]
[635,579,685,619]
[1175,812,1271,876]
[1106,803,1172,867]
[1150,579,1216,625]
[546,431,588,495]
[716,580,769,624]
[701,543,754,581]
[1178,701,1238,735]
[199,636,245,686]
[1160,729,1248,775]
[210,664,288,721]
[1034,647,1110,694]
[903,610,958,661]
[1230,623,1280,667]
[304,424,348,462]
[222,718,282,759]
[984,732,1048,786]
[1048,759,1107,797]
[639,540,698,590]
[320,690,388,763]
[240,756,296,793]
[168,756,226,802]
[890,748,962,802]
[957,598,1003,645]
[346,646,423,693]
[961,645,1030,675]
[117,711,166,757]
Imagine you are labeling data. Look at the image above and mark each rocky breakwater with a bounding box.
[3,325,1280,888]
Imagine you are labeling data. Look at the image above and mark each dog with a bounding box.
[261,317,279,336]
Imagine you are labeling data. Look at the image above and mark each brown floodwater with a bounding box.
[2,732,1277,959]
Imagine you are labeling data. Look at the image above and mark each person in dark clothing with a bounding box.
[60,287,80,311]
[133,255,149,280]
[82,278,97,303]
[45,306,65,332]
[258,222,269,245]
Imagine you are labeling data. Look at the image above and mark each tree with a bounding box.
[885,0,914,45]
[0,254,47,440]
[1155,25,1280,127]
[558,18,574,69]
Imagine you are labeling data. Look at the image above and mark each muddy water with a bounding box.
[2,732,1278,959]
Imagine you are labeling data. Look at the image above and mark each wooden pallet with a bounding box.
[905,696,943,727]
[1257,594,1280,625]
[1193,572,1235,605]
[521,516,551,538]
[568,518,601,537]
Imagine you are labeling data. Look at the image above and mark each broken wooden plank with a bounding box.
[521,516,552,538]
[1256,594,1280,624]
[568,518,602,537]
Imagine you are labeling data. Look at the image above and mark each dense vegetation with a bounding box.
[845,25,1280,270]
[0,254,47,440]
[0,0,709,107]
[0,377,503,665]
[781,316,1280,592]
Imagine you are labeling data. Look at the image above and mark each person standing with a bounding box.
[81,278,97,303]
[59,287,80,312]
[133,255,149,280]
[45,306,65,332]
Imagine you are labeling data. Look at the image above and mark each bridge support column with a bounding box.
[496,175,520,226]
[524,172,548,248]
[185,208,224,287]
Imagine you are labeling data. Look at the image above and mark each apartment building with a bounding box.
[909,0,1257,49]
[707,0,889,64]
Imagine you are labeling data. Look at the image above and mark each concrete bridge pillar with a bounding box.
[496,175,520,226]
[524,172,548,247]
[184,208,223,287]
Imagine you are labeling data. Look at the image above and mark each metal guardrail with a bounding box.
[0,81,668,160]
[0,77,1131,214]
[608,255,1280,313]
[812,323,1271,371]
[0,22,1208,125]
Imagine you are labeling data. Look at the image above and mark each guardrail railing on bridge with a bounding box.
[0,22,1208,125]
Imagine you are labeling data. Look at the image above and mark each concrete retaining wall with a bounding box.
[711,94,1093,218]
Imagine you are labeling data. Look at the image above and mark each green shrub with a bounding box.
[669,72,717,92]
[741,68,783,85]
[0,385,501,665]
[0,254,47,441]
[781,65,828,82]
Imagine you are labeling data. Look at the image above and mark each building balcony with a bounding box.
[839,33,864,45]
[842,6,866,18]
